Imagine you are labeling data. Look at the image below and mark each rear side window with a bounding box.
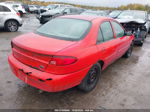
[0,5,11,12]
[100,22,114,41]
[112,21,125,38]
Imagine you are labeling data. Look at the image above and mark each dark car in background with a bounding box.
[22,4,30,13]
[37,4,73,14]
[80,10,108,16]
[37,7,85,24]
[108,10,122,18]
[116,10,150,46]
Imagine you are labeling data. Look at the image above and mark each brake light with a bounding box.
[49,56,77,66]
[16,12,20,17]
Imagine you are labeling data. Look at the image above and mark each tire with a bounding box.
[138,42,143,46]
[78,63,101,92]
[123,42,133,58]
[5,20,19,32]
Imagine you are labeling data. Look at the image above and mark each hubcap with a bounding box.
[87,67,98,84]
[8,21,17,31]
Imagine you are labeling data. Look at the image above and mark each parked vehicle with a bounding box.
[3,1,26,16]
[22,4,30,13]
[116,10,150,46]
[38,6,47,14]
[37,7,84,24]
[38,4,74,14]
[8,15,134,92]
[28,5,38,13]
[81,10,108,16]
[108,10,122,18]
[0,3,23,32]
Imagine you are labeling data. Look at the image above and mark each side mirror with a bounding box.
[125,31,132,36]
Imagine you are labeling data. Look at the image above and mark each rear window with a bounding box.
[36,18,91,41]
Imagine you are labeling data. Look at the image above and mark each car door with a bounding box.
[111,21,130,58]
[96,21,118,67]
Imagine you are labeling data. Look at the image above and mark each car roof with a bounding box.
[0,3,16,12]
[59,15,112,21]
[0,3,12,7]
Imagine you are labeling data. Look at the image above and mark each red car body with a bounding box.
[8,15,134,92]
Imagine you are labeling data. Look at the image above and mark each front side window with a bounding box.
[112,22,125,38]
[100,22,114,41]
[36,18,91,41]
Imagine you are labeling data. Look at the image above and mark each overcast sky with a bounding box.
[38,0,150,7]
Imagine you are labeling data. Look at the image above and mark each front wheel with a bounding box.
[123,42,133,58]
[78,63,101,92]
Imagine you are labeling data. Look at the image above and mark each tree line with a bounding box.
[1,0,150,12]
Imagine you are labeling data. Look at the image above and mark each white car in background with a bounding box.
[28,5,38,13]
[2,1,26,16]
[0,3,23,32]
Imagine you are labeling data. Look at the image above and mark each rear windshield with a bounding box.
[36,18,91,41]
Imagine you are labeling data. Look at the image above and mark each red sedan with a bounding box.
[8,15,134,92]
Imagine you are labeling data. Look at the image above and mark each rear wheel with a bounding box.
[138,42,143,46]
[123,42,133,58]
[5,20,19,32]
[78,63,101,92]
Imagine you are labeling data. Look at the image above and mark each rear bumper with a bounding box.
[8,54,90,92]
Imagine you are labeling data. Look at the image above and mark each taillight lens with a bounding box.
[16,12,20,17]
[49,56,77,66]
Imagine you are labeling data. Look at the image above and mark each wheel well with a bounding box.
[5,19,19,26]
[98,60,104,69]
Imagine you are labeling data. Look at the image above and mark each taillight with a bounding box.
[16,12,20,17]
[49,56,77,66]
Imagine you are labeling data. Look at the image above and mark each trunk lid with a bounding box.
[12,33,76,71]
